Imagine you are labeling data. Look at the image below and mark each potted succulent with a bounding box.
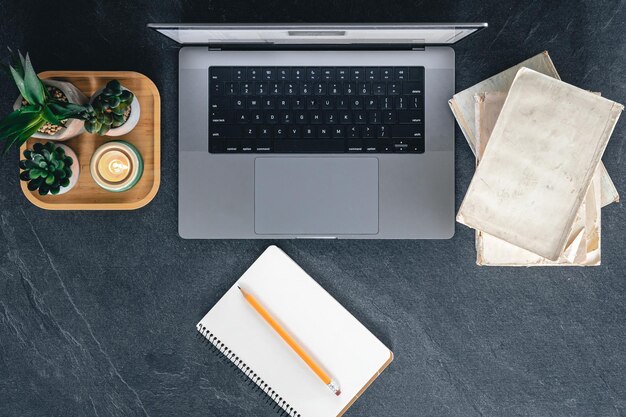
[0,50,91,155]
[85,79,140,136]
[19,142,79,195]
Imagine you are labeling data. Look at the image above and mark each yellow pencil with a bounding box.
[238,286,341,396]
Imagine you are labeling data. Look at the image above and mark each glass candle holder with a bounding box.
[90,141,143,192]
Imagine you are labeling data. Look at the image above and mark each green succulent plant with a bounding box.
[19,142,74,195]
[84,79,134,135]
[0,49,91,155]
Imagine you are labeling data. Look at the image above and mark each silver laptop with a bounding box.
[149,23,487,239]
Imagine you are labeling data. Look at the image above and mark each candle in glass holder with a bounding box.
[90,141,143,192]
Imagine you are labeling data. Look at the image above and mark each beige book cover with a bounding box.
[457,68,623,261]
[453,52,618,207]
[449,51,560,155]
[474,92,601,266]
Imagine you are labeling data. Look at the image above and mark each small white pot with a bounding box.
[55,144,80,195]
[13,80,88,141]
[90,86,140,137]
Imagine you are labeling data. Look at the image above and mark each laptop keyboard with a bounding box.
[208,66,424,153]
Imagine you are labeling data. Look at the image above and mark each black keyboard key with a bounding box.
[379,140,394,152]
[259,126,272,138]
[339,111,352,124]
[354,111,367,124]
[210,96,230,110]
[255,82,268,95]
[322,97,334,110]
[291,68,305,80]
[232,68,245,81]
[394,67,408,80]
[363,126,375,138]
[381,97,393,109]
[324,111,337,124]
[275,139,345,153]
[383,110,396,123]
[350,68,364,81]
[307,67,321,81]
[403,82,423,95]
[303,126,315,138]
[247,97,260,109]
[235,111,249,124]
[294,111,308,124]
[396,97,406,109]
[347,139,364,152]
[269,83,283,95]
[372,82,386,95]
[310,111,323,124]
[391,125,423,138]
[328,83,342,95]
[380,68,393,81]
[251,112,263,124]
[388,83,400,95]
[243,126,256,138]
[358,82,371,95]
[292,97,305,109]
[247,67,261,81]
[364,140,378,152]
[365,97,378,109]
[408,67,424,81]
[377,125,390,138]
[368,111,381,124]
[277,98,290,109]
[366,68,379,81]
[351,98,363,109]
[336,68,349,81]
[210,125,238,139]
[262,98,275,109]
[285,83,298,95]
[398,111,423,124]
[409,96,422,109]
[225,82,238,95]
[210,82,224,95]
[274,126,286,138]
[318,126,330,138]
[300,83,312,96]
[347,126,360,138]
[277,68,289,80]
[262,68,275,81]
[322,68,334,81]
[336,98,348,109]
[240,140,254,152]
[255,140,273,152]
[209,110,232,124]
[233,98,245,109]
[225,140,240,153]
[332,126,345,138]
[307,98,320,110]
[266,111,279,124]
[344,82,356,95]
[281,112,293,124]
[288,126,300,138]
[314,83,326,95]
[210,67,231,81]
[240,83,253,95]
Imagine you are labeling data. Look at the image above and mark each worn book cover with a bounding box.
[457,68,623,261]
[474,92,601,266]
[449,51,560,155]
[451,51,618,207]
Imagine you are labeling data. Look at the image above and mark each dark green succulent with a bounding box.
[84,80,134,135]
[19,142,73,195]
[0,49,91,155]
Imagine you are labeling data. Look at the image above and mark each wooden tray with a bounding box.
[20,71,161,210]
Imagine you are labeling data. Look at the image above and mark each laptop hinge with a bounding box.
[208,46,221,51]
[412,46,425,51]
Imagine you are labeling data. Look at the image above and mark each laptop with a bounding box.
[148,23,487,239]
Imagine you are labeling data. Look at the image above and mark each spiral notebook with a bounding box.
[196,246,393,417]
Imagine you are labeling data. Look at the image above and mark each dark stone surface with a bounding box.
[0,1,625,416]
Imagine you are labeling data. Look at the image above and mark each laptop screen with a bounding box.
[148,23,487,46]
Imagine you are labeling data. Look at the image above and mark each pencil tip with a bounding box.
[237,285,241,290]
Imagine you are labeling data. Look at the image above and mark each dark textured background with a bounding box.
[1,1,625,416]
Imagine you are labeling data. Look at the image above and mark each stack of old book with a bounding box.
[450,52,623,266]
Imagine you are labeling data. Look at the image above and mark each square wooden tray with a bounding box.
[19,71,160,210]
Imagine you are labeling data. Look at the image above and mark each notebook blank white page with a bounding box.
[197,246,393,417]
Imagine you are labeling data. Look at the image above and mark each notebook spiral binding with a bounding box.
[197,324,301,417]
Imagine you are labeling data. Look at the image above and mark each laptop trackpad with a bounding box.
[255,158,378,236]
